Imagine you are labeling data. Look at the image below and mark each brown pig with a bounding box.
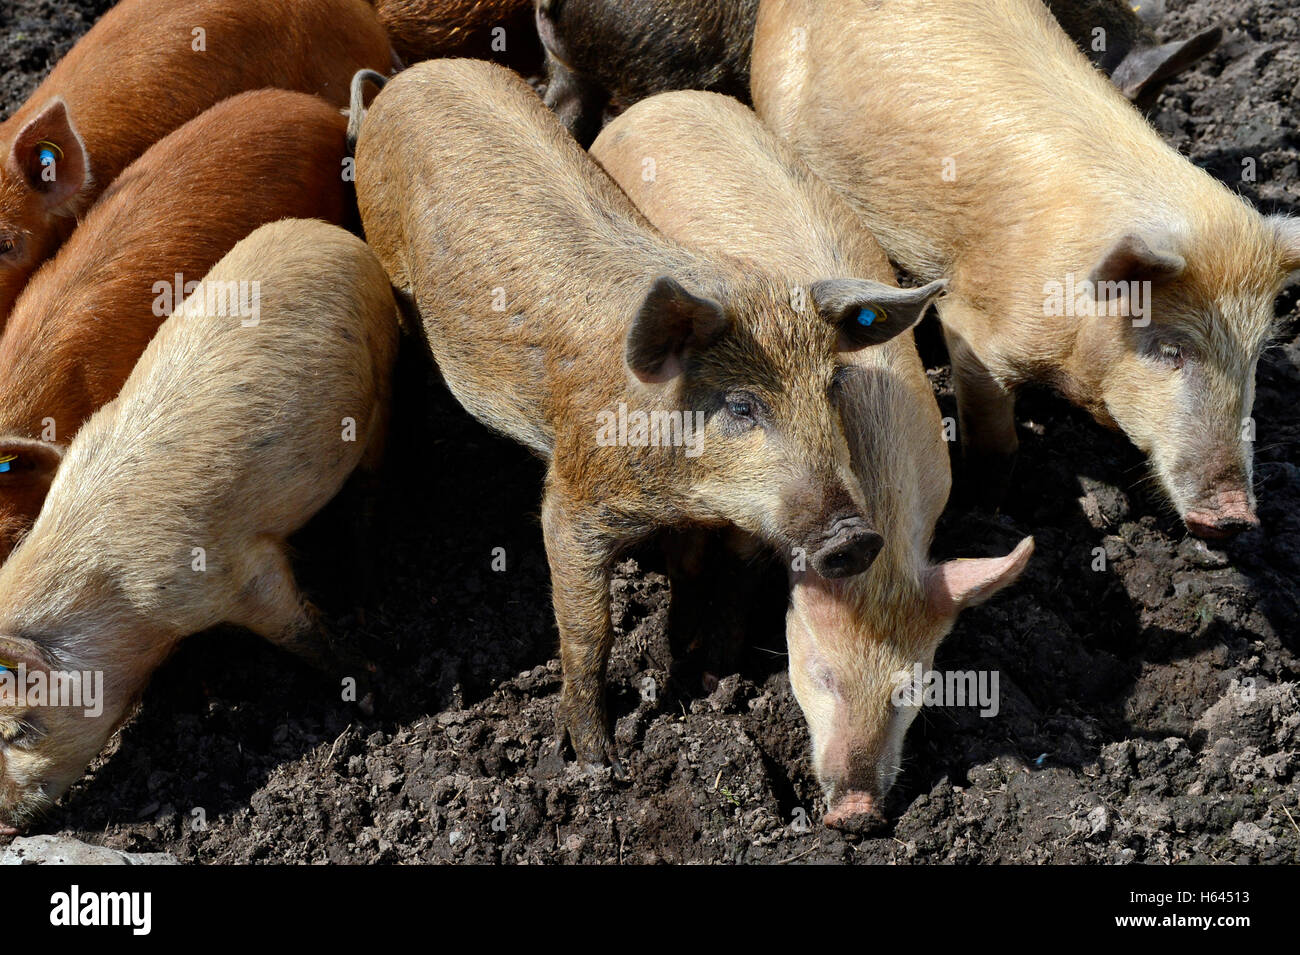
[534,0,1218,147]
[0,0,392,323]
[753,0,1300,539]
[591,90,1032,829]
[0,88,353,561]
[374,0,542,71]
[355,59,935,768]
[0,219,397,832]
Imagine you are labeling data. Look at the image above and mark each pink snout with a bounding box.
[824,791,887,832]
[1184,490,1259,540]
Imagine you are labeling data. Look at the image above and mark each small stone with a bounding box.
[1,835,178,866]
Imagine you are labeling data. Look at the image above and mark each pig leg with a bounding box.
[541,486,621,770]
[944,326,1018,508]
[542,52,609,148]
[232,536,360,676]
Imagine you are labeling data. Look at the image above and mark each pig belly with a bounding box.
[417,296,557,459]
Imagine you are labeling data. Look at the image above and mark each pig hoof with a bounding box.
[561,720,617,770]
[579,755,627,781]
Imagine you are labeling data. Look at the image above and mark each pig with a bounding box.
[591,90,1032,829]
[0,219,397,832]
[753,0,1300,539]
[354,58,938,768]
[373,0,542,72]
[0,88,353,561]
[1044,0,1222,111]
[536,0,758,146]
[0,0,393,323]
[535,0,1219,147]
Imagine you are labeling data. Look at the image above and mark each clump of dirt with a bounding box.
[1,0,1296,863]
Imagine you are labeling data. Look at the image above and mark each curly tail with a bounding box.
[346,69,390,154]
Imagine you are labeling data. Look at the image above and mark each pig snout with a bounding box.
[809,515,882,579]
[1184,489,1258,540]
[824,791,888,833]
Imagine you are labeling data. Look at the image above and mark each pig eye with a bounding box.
[0,237,15,256]
[1156,342,1185,368]
[722,391,762,426]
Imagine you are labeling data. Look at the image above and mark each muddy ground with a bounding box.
[0,0,1296,864]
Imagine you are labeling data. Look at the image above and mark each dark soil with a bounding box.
[1,0,1296,864]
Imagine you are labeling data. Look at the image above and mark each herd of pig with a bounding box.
[0,0,1294,839]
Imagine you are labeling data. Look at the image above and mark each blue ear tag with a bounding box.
[0,657,14,673]
[0,454,14,474]
[36,140,63,168]
[856,306,885,327]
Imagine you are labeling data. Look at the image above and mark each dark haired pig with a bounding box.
[754,0,1300,539]
[592,91,1031,830]
[537,0,757,145]
[0,219,396,831]
[355,59,932,767]
[1044,0,1221,110]
[0,89,352,561]
[0,0,392,323]
[535,0,1218,147]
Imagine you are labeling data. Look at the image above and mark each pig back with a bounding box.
[593,91,894,288]
[356,58,704,458]
[751,0,1147,281]
[0,89,352,443]
[20,220,397,604]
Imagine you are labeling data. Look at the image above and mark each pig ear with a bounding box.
[811,278,947,351]
[626,276,730,383]
[925,536,1034,618]
[0,436,64,482]
[1270,216,1300,275]
[1090,233,1186,293]
[7,98,90,212]
[1111,28,1222,105]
